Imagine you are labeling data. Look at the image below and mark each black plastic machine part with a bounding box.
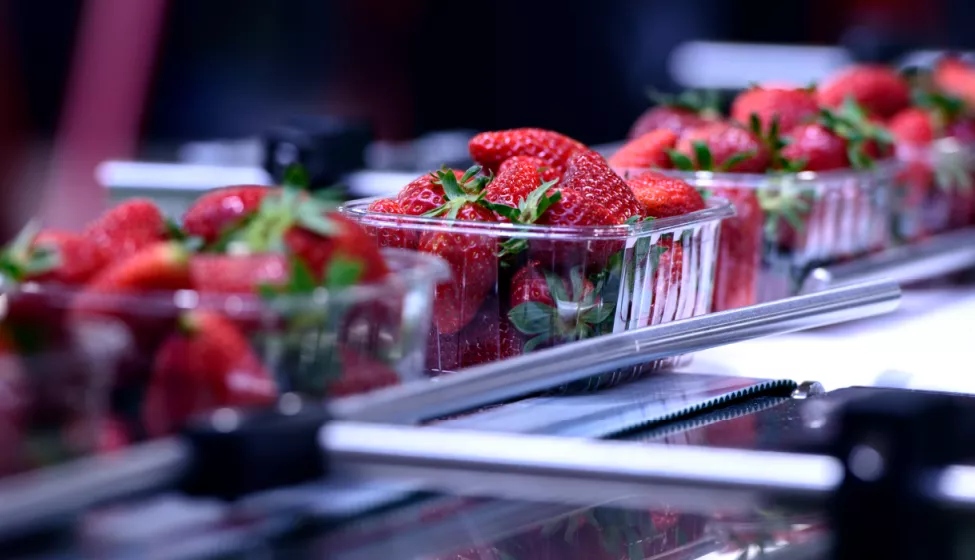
[829,388,975,560]
[179,400,331,502]
[262,116,372,192]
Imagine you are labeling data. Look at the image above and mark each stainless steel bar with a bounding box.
[802,228,975,293]
[0,437,188,540]
[323,421,842,514]
[332,281,900,423]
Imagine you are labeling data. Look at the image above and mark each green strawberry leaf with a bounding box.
[649,243,670,270]
[692,141,713,171]
[324,256,364,290]
[508,302,558,335]
[718,150,756,172]
[283,164,310,191]
[296,205,338,236]
[480,201,521,221]
[497,238,528,259]
[164,217,187,240]
[288,258,319,294]
[749,113,763,136]
[459,164,482,185]
[523,333,555,353]
[569,267,586,301]
[667,150,696,171]
[434,167,467,199]
[581,302,614,325]
[542,270,570,303]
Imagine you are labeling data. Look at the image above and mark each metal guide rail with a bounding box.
[331,280,901,424]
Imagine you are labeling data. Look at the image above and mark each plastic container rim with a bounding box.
[634,158,903,189]
[0,248,450,315]
[340,196,735,241]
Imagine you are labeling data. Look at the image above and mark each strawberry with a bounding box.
[229,174,389,283]
[731,86,819,134]
[625,170,705,218]
[484,156,546,211]
[817,64,911,119]
[327,347,400,397]
[510,260,595,309]
[708,187,762,311]
[426,328,460,373]
[190,253,289,293]
[499,155,561,183]
[414,168,499,334]
[934,56,975,108]
[560,150,644,221]
[608,129,679,170]
[468,128,586,175]
[780,123,851,171]
[454,304,525,368]
[0,222,103,285]
[143,310,277,437]
[507,263,610,352]
[629,89,720,139]
[363,198,419,249]
[84,199,169,263]
[77,241,192,301]
[397,169,464,215]
[418,226,497,335]
[672,122,771,173]
[182,185,271,244]
[650,509,680,532]
[489,185,620,268]
[888,107,937,146]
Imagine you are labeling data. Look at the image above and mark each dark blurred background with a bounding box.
[0,0,974,232]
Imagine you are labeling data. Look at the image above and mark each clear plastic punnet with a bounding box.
[0,248,447,475]
[616,163,900,306]
[892,138,975,243]
[341,197,733,390]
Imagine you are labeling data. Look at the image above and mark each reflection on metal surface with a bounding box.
[323,421,843,514]
[332,281,900,423]
[802,228,975,293]
[792,382,825,400]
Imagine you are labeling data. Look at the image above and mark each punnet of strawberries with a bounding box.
[0,166,445,474]
[342,130,733,383]
[613,60,975,307]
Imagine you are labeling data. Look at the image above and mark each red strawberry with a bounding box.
[426,328,460,373]
[84,199,168,263]
[817,64,911,119]
[781,123,851,171]
[418,225,497,335]
[397,169,464,215]
[626,171,705,218]
[536,189,618,228]
[0,223,103,286]
[608,129,679,170]
[454,305,524,368]
[707,187,762,311]
[143,310,277,437]
[560,150,644,221]
[363,198,419,250]
[282,213,389,283]
[888,107,937,146]
[327,347,400,397]
[934,56,975,109]
[182,185,271,244]
[731,86,819,134]
[77,241,192,300]
[650,509,680,532]
[510,261,595,309]
[499,155,561,183]
[484,156,545,211]
[507,264,608,352]
[469,128,586,175]
[630,106,710,139]
[190,253,289,293]
[629,90,721,139]
[674,122,771,173]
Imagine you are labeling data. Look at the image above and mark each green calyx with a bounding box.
[422,165,493,220]
[488,180,562,258]
[0,220,60,282]
[648,88,722,119]
[756,187,815,238]
[819,98,894,170]
[507,267,614,352]
[667,142,756,173]
[230,164,338,254]
[258,254,364,301]
[750,115,808,173]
